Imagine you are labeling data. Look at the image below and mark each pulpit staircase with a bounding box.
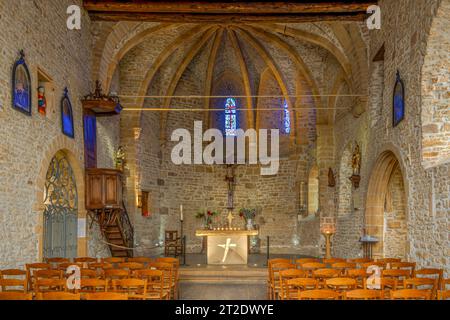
[85,168,134,258]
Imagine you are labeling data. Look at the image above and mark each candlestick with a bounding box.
[180,204,183,221]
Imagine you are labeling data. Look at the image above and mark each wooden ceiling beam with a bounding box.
[84,1,377,14]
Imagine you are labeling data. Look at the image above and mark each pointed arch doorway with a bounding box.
[365,151,408,259]
[43,151,78,258]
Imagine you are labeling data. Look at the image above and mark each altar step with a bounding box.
[179,266,267,284]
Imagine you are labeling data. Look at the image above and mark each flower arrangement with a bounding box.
[195,210,219,228]
[238,208,256,221]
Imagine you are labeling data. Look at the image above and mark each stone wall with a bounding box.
[0,0,92,268]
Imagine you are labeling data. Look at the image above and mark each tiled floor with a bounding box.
[179,282,267,300]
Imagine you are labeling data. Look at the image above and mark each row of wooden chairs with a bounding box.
[0,291,130,300]
[0,257,180,300]
[268,258,448,300]
[288,288,437,300]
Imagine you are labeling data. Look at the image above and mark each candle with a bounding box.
[180,204,183,221]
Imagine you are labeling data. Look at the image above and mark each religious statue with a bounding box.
[351,142,361,175]
[37,86,46,115]
[114,146,126,171]
[224,165,235,210]
[328,168,336,187]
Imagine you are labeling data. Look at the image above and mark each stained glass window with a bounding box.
[283,100,291,134]
[225,97,237,136]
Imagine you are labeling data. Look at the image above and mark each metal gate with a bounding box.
[43,151,78,258]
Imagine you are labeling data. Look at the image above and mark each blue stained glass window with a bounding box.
[283,100,291,134]
[225,98,237,136]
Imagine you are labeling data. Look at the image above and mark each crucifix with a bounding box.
[225,164,236,228]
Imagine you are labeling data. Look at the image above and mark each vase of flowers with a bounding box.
[239,208,256,230]
[195,210,219,229]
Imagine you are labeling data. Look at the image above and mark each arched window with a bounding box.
[225,97,237,136]
[283,100,291,134]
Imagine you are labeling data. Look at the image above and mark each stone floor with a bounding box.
[177,253,311,300]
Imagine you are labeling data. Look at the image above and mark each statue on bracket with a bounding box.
[328,168,336,187]
[114,146,126,171]
[349,142,361,189]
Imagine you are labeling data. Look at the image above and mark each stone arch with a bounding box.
[421,0,450,168]
[34,136,86,261]
[365,150,408,258]
[307,164,319,216]
[337,143,353,217]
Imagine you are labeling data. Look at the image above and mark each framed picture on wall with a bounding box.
[12,50,32,115]
[393,71,405,127]
[61,88,75,138]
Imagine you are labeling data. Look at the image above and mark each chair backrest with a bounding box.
[0,269,27,279]
[390,262,416,276]
[295,258,319,265]
[415,268,443,289]
[111,278,147,297]
[37,292,81,300]
[438,290,450,300]
[325,278,357,290]
[391,289,431,300]
[404,277,437,296]
[0,279,27,293]
[377,258,402,264]
[361,261,387,270]
[34,269,63,280]
[79,279,108,293]
[117,262,145,271]
[312,268,340,279]
[345,289,382,300]
[322,258,346,265]
[165,230,179,242]
[34,278,66,293]
[89,262,113,272]
[299,289,340,300]
[127,257,153,264]
[56,262,84,271]
[46,257,70,264]
[102,257,125,264]
[25,263,51,290]
[0,292,33,300]
[347,269,369,278]
[382,269,410,279]
[279,269,306,280]
[80,268,98,279]
[85,292,128,300]
[347,258,373,264]
[300,262,327,270]
[331,262,357,276]
[104,269,130,280]
[133,269,164,297]
[74,257,97,263]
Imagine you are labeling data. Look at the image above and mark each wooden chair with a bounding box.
[391,289,431,300]
[111,279,147,300]
[299,289,340,300]
[326,278,357,291]
[34,279,66,294]
[25,263,51,291]
[133,269,167,300]
[56,262,84,272]
[117,262,145,272]
[79,279,108,293]
[285,278,318,300]
[361,261,387,270]
[104,269,130,283]
[0,292,33,300]
[36,292,81,300]
[390,262,416,277]
[34,269,63,280]
[269,262,296,300]
[164,230,182,257]
[331,262,357,276]
[415,268,443,289]
[347,269,370,289]
[156,257,180,299]
[278,269,306,300]
[382,269,411,288]
[0,269,27,292]
[312,268,340,287]
[347,258,373,264]
[85,292,128,300]
[344,289,383,300]
[149,262,176,300]
[438,290,450,300]
[377,258,401,268]
[404,278,437,299]
[46,257,70,264]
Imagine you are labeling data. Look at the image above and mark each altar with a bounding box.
[195,229,259,265]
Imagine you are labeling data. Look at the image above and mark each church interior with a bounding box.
[0,0,449,301]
